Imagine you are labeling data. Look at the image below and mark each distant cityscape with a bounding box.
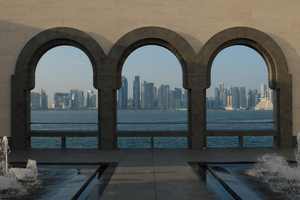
[207,82,273,110]
[118,76,187,110]
[31,89,97,110]
[30,79,273,111]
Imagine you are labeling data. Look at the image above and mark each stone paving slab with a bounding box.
[8,148,295,199]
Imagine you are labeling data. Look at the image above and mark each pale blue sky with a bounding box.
[33,45,268,105]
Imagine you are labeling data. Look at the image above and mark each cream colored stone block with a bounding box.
[240,19,265,31]
[165,18,197,35]
[201,7,229,19]
[253,8,278,19]
[63,0,89,8]
[88,18,114,33]
[37,0,64,8]
[73,7,102,19]
[100,7,127,19]
[140,18,165,27]
[278,8,300,20]
[63,19,89,31]
[0,0,13,8]
[112,18,140,33]
[26,7,53,20]
[291,20,300,32]
[215,19,242,31]
[198,0,217,7]
[0,32,26,45]
[126,6,152,18]
[36,19,63,30]
[14,0,37,8]
[49,7,76,19]
[290,0,300,8]
[89,0,113,7]
[164,0,192,7]
[266,20,290,32]
[150,6,178,18]
[177,7,202,19]
[241,0,265,7]
[228,7,252,19]
[216,0,241,7]
[265,0,289,7]
[0,8,26,20]
[113,0,140,8]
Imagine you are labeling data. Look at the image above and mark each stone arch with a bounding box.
[99,26,197,149]
[11,27,105,150]
[198,27,292,148]
[108,26,196,90]
[14,27,105,89]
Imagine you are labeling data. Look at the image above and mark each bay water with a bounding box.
[31,110,274,148]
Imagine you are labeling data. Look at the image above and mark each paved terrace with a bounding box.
[8,148,295,199]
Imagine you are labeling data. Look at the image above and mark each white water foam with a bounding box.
[246,153,300,199]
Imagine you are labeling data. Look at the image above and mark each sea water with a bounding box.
[31,110,274,148]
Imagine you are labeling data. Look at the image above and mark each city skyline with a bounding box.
[32,45,269,104]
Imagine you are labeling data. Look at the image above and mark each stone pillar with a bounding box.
[190,88,206,149]
[99,89,117,150]
[277,74,293,148]
[11,75,31,150]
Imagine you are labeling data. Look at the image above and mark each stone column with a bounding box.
[99,89,117,150]
[189,88,206,149]
[11,75,31,150]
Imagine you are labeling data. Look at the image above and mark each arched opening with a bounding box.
[206,45,273,147]
[30,46,97,148]
[117,45,188,148]
[11,27,104,150]
[198,27,293,149]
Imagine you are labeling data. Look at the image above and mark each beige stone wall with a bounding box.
[1,0,300,137]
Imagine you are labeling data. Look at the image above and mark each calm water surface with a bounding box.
[31,110,274,148]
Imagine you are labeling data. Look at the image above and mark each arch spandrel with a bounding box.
[14,27,105,90]
[107,26,196,90]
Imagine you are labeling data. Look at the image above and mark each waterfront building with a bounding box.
[54,92,69,108]
[118,76,128,109]
[30,92,41,109]
[40,90,48,110]
[133,76,140,109]
[239,87,246,109]
[261,84,266,98]
[148,83,154,109]
[232,87,239,109]
[141,81,148,109]
[158,84,166,109]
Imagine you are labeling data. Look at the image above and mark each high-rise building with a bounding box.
[165,85,170,109]
[30,92,40,109]
[231,87,239,108]
[141,81,148,109]
[40,90,48,110]
[247,89,253,107]
[239,87,246,108]
[70,89,79,109]
[261,84,266,98]
[158,84,165,109]
[118,76,128,109]
[54,92,69,108]
[153,86,157,108]
[133,76,140,109]
[77,90,85,109]
[148,83,154,109]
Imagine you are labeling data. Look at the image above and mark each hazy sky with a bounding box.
[33,45,268,105]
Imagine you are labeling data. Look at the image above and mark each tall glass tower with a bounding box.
[133,76,140,109]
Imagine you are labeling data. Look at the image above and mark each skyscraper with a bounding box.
[40,90,48,110]
[239,87,246,108]
[141,81,148,109]
[261,84,266,98]
[118,76,128,109]
[231,87,239,109]
[133,76,140,109]
[158,84,165,109]
[148,83,154,109]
